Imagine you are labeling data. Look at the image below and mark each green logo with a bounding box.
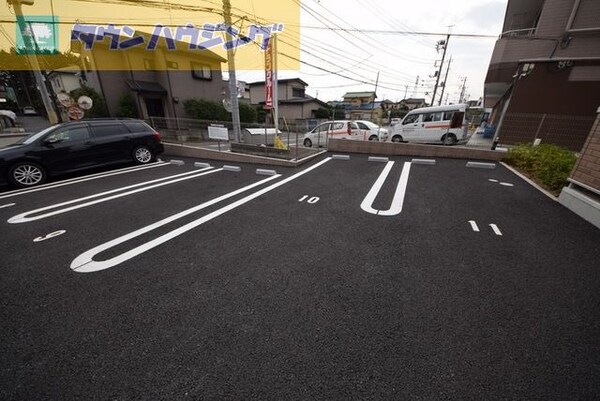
[16,15,59,55]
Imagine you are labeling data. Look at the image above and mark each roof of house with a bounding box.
[47,65,81,77]
[401,98,427,103]
[258,95,328,108]
[249,78,309,87]
[343,92,377,99]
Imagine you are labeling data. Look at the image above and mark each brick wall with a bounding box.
[571,113,600,190]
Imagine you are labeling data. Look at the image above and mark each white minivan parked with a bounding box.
[390,104,469,145]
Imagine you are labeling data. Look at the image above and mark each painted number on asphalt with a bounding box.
[34,230,66,243]
[298,195,320,204]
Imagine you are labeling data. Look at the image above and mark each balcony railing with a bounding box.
[500,28,537,39]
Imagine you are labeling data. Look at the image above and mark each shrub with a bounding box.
[116,94,139,118]
[504,144,577,194]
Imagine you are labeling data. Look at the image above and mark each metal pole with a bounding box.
[223,0,241,143]
[370,71,380,122]
[272,34,279,134]
[431,33,450,107]
[11,0,59,124]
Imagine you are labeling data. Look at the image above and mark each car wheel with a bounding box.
[442,134,457,146]
[391,135,403,143]
[9,162,47,188]
[133,145,155,164]
[369,135,378,141]
[303,138,313,148]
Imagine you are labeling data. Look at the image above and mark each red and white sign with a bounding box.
[264,39,274,110]
[67,106,84,120]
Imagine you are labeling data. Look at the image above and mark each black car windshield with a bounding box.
[15,126,58,145]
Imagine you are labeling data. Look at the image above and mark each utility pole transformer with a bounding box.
[223,0,241,143]
[9,0,59,124]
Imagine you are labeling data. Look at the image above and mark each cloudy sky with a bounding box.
[236,0,509,104]
[0,0,509,104]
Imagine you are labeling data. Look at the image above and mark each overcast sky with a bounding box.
[236,0,508,104]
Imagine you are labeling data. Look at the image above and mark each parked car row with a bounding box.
[0,118,164,188]
[302,104,470,147]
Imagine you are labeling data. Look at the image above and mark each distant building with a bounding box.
[248,78,328,120]
[72,29,226,119]
[340,91,384,121]
[398,98,427,111]
[484,0,600,151]
[47,66,84,95]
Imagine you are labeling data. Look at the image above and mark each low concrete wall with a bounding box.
[163,143,325,167]
[327,139,506,161]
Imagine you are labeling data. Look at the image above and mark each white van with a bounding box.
[390,104,469,145]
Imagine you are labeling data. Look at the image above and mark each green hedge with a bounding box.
[504,144,577,194]
[183,98,258,123]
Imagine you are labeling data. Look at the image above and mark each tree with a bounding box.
[315,107,330,119]
[183,98,259,123]
[70,86,109,118]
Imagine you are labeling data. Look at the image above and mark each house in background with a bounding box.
[248,78,328,120]
[47,66,83,95]
[340,91,384,121]
[484,0,600,151]
[72,29,226,120]
[399,98,427,111]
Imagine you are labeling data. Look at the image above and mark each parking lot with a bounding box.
[1,154,599,399]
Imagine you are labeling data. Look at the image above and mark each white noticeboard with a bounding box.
[208,126,229,141]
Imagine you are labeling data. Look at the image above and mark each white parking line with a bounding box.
[0,162,169,200]
[500,182,514,187]
[8,167,220,224]
[490,224,503,236]
[469,220,480,232]
[361,161,412,216]
[0,203,16,209]
[70,157,332,273]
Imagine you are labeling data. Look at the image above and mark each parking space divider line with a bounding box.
[0,162,170,200]
[8,167,219,224]
[361,161,412,216]
[71,157,333,273]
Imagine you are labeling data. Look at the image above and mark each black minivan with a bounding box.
[0,119,164,188]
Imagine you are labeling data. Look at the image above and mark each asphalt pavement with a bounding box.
[1,155,599,400]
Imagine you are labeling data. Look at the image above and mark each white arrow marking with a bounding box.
[34,230,66,243]
[361,161,412,216]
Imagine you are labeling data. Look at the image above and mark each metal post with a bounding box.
[272,34,279,134]
[11,0,59,124]
[223,0,241,143]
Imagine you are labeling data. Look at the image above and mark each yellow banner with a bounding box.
[0,0,300,71]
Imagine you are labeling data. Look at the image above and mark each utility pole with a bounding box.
[223,0,241,142]
[459,76,468,104]
[438,56,452,106]
[10,0,59,124]
[430,33,450,107]
[369,71,380,122]
[403,85,408,100]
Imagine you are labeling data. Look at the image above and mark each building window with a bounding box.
[191,63,212,80]
[292,88,305,98]
[144,59,156,71]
